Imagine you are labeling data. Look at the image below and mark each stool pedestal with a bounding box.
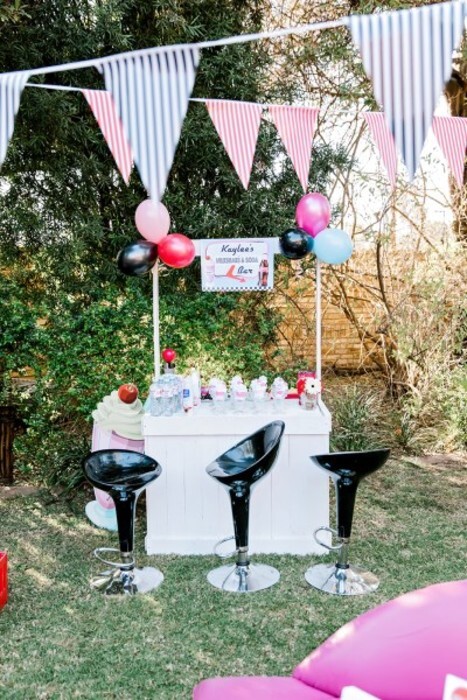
[206,421,285,593]
[305,449,390,596]
[304,536,379,596]
[207,563,280,593]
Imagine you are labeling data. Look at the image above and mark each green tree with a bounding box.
[0,0,344,487]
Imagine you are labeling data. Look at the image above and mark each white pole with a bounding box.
[315,259,322,382]
[152,262,161,380]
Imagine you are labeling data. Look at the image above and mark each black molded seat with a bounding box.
[84,449,161,492]
[83,449,163,596]
[206,421,285,593]
[306,448,390,596]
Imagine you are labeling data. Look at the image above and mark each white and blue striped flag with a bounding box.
[349,0,467,180]
[98,47,199,201]
[0,71,30,169]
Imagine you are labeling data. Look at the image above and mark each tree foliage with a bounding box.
[0,0,345,486]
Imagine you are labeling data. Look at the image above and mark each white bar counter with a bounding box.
[143,399,331,555]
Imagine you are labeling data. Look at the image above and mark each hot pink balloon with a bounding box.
[295,193,331,238]
[135,199,170,244]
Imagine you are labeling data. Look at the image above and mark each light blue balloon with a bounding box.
[313,227,353,265]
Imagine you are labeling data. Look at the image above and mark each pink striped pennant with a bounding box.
[363,112,398,190]
[83,89,133,184]
[268,105,319,192]
[206,100,263,189]
[432,116,467,189]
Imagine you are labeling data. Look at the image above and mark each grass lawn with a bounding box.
[0,455,466,699]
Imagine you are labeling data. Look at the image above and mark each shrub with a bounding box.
[327,383,385,452]
[11,280,279,490]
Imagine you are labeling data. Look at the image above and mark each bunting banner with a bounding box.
[0,71,30,169]
[97,47,200,201]
[206,100,263,189]
[349,0,467,180]
[363,112,398,189]
[432,115,467,188]
[268,105,319,192]
[83,89,133,184]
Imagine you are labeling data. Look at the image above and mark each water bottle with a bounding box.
[164,361,184,414]
[160,375,173,416]
[182,376,194,413]
[190,368,201,407]
[149,377,162,416]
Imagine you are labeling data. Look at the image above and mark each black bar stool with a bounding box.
[83,449,163,595]
[206,421,285,593]
[306,448,390,596]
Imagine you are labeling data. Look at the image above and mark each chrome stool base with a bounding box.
[207,562,280,593]
[91,566,164,596]
[305,562,379,596]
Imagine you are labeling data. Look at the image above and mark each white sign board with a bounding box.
[200,238,274,291]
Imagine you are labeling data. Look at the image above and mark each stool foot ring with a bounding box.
[93,547,135,569]
[207,562,280,593]
[304,562,379,596]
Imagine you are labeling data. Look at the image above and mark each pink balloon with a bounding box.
[135,199,170,243]
[295,193,331,238]
[158,233,196,269]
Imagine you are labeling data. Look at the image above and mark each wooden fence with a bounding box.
[0,407,22,483]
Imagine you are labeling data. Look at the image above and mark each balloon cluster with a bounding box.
[279,193,353,265]
[117,200,196,276]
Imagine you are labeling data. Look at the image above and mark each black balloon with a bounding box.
[279,228,311,260]
[117,240,158,276]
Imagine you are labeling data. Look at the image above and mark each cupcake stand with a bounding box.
[86,403,145,532]
[143,245,331,555]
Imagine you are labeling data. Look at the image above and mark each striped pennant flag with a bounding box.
[349,1,467,180]
[268,105,319,192]
[0,71,30,169]
[83,89,133,184]
[97,47,199,201]
[363,112,398,189]
[206,100,263,189]
[432,115,467,188]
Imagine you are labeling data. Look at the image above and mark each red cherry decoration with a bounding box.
[162,348,176,363]
[117,383,139,404]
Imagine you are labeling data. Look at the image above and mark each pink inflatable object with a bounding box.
[85,424,144,530]
[295,193,330,238]
[193,579,467,699]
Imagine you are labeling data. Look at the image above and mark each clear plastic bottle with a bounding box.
[159,375,173,416]
[149,377,162,416]
[190,368,201,407]
[182,376,194,412]
[163,361,183,414]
